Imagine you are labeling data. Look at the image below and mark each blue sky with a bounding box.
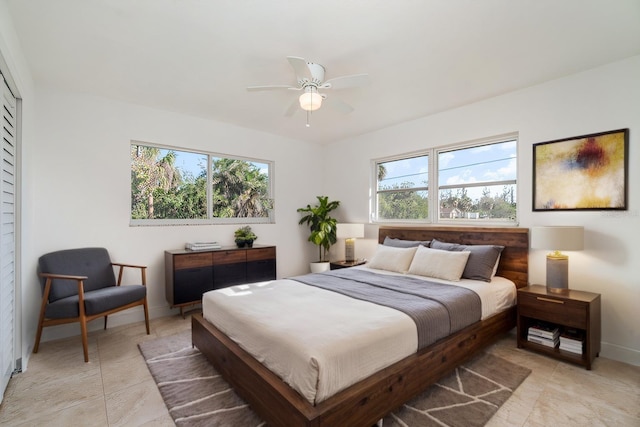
[162,141,516,200]
[163,149,269,179]
[380,140,517,200]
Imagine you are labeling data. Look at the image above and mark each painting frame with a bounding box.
[532,128,629,211]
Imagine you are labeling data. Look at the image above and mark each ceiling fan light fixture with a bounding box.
[299,89,322,111]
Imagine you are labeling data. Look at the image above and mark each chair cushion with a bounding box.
[38,248,117,302]
[45,285,147,319]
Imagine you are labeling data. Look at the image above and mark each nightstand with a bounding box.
[517,285,601,369]
[330,260,367,270]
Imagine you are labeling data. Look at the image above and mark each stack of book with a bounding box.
[527,321,560,348]
[185,242,221,251]
[559,328,584,355]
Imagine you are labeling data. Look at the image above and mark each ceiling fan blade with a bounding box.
[246,85,296,92]
[322,73,370,90]
[323,96,354,114]
[287,56,311,80]
[284,97,299,117]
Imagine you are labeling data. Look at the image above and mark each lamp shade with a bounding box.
[336,223,365,239]
[531,226,584,251]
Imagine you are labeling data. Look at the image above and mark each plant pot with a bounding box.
[310,262,330,273]
[245,239,254,248]
[235,239,246,248]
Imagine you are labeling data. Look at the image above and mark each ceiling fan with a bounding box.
[247,56,370,119]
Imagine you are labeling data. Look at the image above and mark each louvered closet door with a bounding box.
[0,72,16,402]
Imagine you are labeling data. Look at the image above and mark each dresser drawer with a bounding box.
[173,266,214,304]
[247,247,276,262]
[174,252,213,270]
[518,292,587,329]
[213,250,247,265]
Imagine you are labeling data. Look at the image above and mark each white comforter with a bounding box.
[202,267,516,404]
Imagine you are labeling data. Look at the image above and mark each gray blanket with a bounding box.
[291,269,481,350]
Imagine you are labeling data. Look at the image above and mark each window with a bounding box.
[130,143,273,225]
[376,154,429,220]
[437,140,517,222]
[374,135,517,224]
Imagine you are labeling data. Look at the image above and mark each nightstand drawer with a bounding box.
[518,292,587,329]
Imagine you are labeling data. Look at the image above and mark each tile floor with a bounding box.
[0,314,638,426]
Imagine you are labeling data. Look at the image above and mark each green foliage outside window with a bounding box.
[376,156,430,220]
[375,138,517,222]
[211,158,270,218]
[131,144,272,222]
[377,185,429,220]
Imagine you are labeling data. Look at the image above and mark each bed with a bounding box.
[192,226,529,426]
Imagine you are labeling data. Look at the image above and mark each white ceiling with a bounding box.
[6,0,640,144]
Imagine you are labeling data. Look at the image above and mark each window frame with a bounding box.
[372,133,518,225]
[373,151,430,224]
[130,141,275,226]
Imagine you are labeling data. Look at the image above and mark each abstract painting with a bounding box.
[533,129,628,211]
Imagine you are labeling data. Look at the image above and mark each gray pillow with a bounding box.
[383,236,430,248]
[430,238,504,282]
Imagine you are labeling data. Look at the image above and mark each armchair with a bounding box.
[34,247,150,362]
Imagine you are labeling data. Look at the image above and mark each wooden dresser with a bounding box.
[165,245,276,315]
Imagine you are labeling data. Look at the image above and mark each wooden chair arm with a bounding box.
[112,262,147,286]
[39,272,88,281]
[38,274,87,308]
[111,262,147,270]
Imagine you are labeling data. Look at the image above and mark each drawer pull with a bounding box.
[537,297,564,304]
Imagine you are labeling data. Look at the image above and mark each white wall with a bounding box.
[325,55,640,366]
[24,88,324,353]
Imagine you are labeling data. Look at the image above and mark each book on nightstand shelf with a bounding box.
[559,328,584,355]
[527,334,559,348]
[527,321,559,348]
[528,321,560,340]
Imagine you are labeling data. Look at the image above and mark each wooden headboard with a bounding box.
[378,226,529,288]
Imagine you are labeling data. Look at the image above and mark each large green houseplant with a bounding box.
[297,196,340,271]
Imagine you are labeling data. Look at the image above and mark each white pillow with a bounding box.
[492,254,501,277]
[407,246,470,281]
[367,245,417,273]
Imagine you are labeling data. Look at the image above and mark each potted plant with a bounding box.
[297,196,340,272]
[234,225,258,248]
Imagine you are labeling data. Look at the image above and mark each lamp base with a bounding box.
[345,238,356,263]
[546,255,569,293]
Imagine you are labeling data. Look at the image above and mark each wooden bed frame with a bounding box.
[192,226,529,427]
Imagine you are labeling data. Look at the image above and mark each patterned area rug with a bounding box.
[139,331,530,427]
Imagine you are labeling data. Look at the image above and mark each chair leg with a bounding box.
[80,318,89,363]
[33,321,44,354]
[143,299,150,334]
[34,287,50,354]
[104,315,108,330]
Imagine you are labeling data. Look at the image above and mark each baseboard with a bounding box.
[601,341,640,367]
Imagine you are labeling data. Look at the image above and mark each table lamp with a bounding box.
[336,223,365,262]
[531,226,584,293]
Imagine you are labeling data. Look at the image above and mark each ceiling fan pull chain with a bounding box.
[306,109,310,127]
